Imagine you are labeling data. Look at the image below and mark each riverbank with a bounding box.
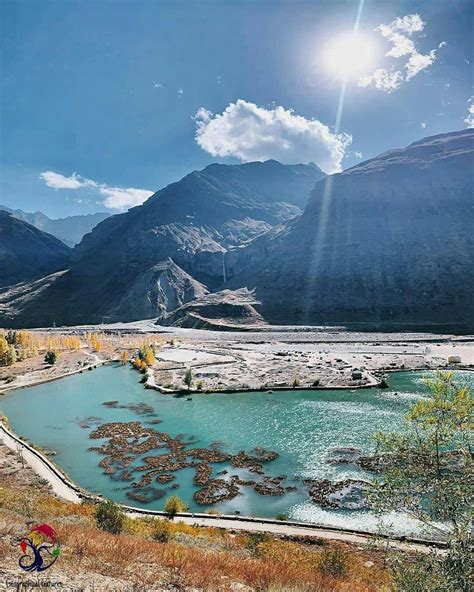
[0,450,395,592]
[0,421,445,553]
[147,330,474,393]
[2,326,473,395]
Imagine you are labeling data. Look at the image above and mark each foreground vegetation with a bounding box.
[372,371,473,591]
[0,473,391,591]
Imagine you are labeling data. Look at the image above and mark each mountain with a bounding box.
[0,206,110,246]
[225,130,474,331]
[0,160,322,326]
[0,211,71,288]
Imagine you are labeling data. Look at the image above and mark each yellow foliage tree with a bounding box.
[144,348,155,367]
[85,332,103,352]
[0,335,10,366]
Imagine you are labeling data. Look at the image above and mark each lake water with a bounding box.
[1,365,471,534]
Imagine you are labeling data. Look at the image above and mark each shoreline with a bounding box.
[0,419,447,552]
[0,353,111,395]
[0,329,471,551]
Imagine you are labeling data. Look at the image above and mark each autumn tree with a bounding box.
[371,371,473,591]
[120,351,129,365]
[164,495,187,516]
[144,347,155,367]
[0,335,16,366]
[85,332,103,352]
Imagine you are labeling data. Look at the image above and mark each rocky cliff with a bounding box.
[226,130,474,331]
[0,160,321,326]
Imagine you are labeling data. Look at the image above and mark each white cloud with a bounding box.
[98,186,154,209]
[40,171,96,190]
[359,68,403,92]
[194,100,351,174]
[465,96,474,128]
[405,49,437,80]
[39,170,154,210]
[421,122,427,128]
[359,13,444,92]
[438,41,447,49]
[381,13,425,35]
[384,33,415,58]
[177,88,184,97]
[152,81,163,89]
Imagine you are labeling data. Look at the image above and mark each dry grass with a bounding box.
[0,479,393,591]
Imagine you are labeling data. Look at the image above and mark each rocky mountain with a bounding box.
[226,130,474,331]
[0,206,110,246]
[0,160,322,326]
[161,288,264,330]
[0,211,71,288]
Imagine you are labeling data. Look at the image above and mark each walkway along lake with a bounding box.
[2,364,471,535]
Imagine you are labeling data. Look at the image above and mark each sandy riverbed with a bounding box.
[149,330,474,392]
[2,324,473,394]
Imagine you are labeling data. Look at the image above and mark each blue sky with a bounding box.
[1,0,472,218]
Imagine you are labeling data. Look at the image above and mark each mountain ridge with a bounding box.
[0,205,110,246]
[225,129,474,330]
[0,211,71,288]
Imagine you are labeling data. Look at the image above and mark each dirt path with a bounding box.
[0,423,82,502]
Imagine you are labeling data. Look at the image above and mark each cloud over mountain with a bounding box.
[194,100,351,174]
[39,171,153,210]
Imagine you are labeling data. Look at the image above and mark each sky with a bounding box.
[1,0,472,218]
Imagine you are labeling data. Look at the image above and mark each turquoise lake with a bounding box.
[2,365,471,534]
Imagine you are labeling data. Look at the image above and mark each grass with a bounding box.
[0,472,393,591]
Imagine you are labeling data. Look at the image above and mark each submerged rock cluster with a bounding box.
[88,420,285,505]
[303,478,369,510]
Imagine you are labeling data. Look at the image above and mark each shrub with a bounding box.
[44,351,57,366]
[292,376,300,387]
[164,495,187,516]
[318,547,349,578]
[95,500,124,534]
[391,554,447,592]
[206,508,221,515]
[275,513,288,521]
[183,367,194,390]
[196,379,204,390]
[246,532,270,556]
[151,519,171,543]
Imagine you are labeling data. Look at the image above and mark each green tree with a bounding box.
[183,367,194,390]
[95,500,124,534]
[5,330,17,345]
[164,495,187,516]
[44,351,57,365]
[371,371,473,591]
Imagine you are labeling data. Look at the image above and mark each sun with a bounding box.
[322,33,376,80]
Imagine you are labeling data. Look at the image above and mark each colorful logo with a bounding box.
[18,523,61,572]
